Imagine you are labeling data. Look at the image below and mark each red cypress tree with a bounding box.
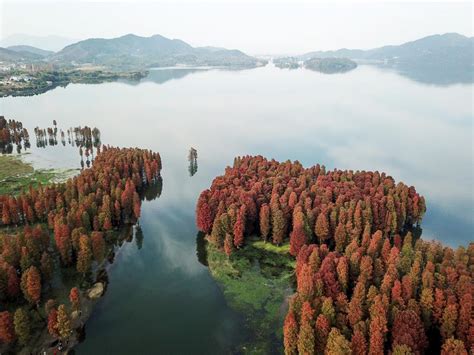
[433,288,446,325]
[57,223,72,265]
[334,222,347,253]
[196,194,213,234]
[288,191,298,210]
[297,263,315,301]
[368,295,387,355]
[233,205,246,248]
[103,214,112,230]
[2,204,11,225]
[91,231,106,262]
[441,304,458,340]
[77,235,92,275]
[22,266,41,304]
[6,265,20,299]
[401,275,413,302]
[0,311,15,344]
[348,281,365,328]
[315,211,329,244]
[456,292,472,343]
[290,211,307,257]
[353,201,363,234]
[441,338,467,355]
[47,308,59,338]
[392,309,428,354]
[351,329,367,355]
[271,207,286,245]
[314,314,330,354]
[326,328,352,354]
[259,204,271,241]
[319,253,341,299]
[69,287,81,311]
[283,310,298,355]
[297,301,315,354]
[132,192,141,219]
[336,256,349,292]
[391,280,404,306]
[224,233,233,257]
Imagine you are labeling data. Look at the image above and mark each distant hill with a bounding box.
[0,34,78,52]
[52,34,265,69]
[297,33,473,85]
[301,33,473,69]
[0,47,43,62]
[7,45,53,58]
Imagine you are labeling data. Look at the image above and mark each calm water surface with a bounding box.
[0,64,472,353]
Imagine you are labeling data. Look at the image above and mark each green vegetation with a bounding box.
[206,236,295,353]
[0,69,147,97]
[0,155,34,180]
[251,239,292,256]
[0,155,77,195]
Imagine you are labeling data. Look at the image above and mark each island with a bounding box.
[195,155,472,354]
[273,57,301,69]
[273,56,357,74]
[303,57,357,73]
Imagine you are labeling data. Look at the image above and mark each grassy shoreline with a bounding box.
[0,155,78,195]
[0,69,147,98]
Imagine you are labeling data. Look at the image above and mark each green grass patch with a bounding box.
[0,155,34,180]
[0,155,78,195]
[251,239,291,255]
[206,238,295,353]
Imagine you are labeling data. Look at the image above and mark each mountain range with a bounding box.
[299,33,473,70]
[0,32,472,81]
[0,34,265,69]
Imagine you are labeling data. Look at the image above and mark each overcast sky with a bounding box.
[0,1,472,54]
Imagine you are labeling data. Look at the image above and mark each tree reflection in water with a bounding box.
[195,232,209,267]
[34,122,102,169]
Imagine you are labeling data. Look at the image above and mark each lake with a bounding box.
[0,63,472,353]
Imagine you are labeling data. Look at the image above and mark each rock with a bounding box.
[71,310,80,320]
[87,282,104,299]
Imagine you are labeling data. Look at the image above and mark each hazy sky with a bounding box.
[0,1,472,54]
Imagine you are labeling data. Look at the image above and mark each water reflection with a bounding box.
[140,176,163,201]
[135,225,144,250]
[35,124,101,149]
[123,66,259,87]
[34,123,102,169]
[117,68,207,86]
[382,64,474,86]
[196,232,208,267]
